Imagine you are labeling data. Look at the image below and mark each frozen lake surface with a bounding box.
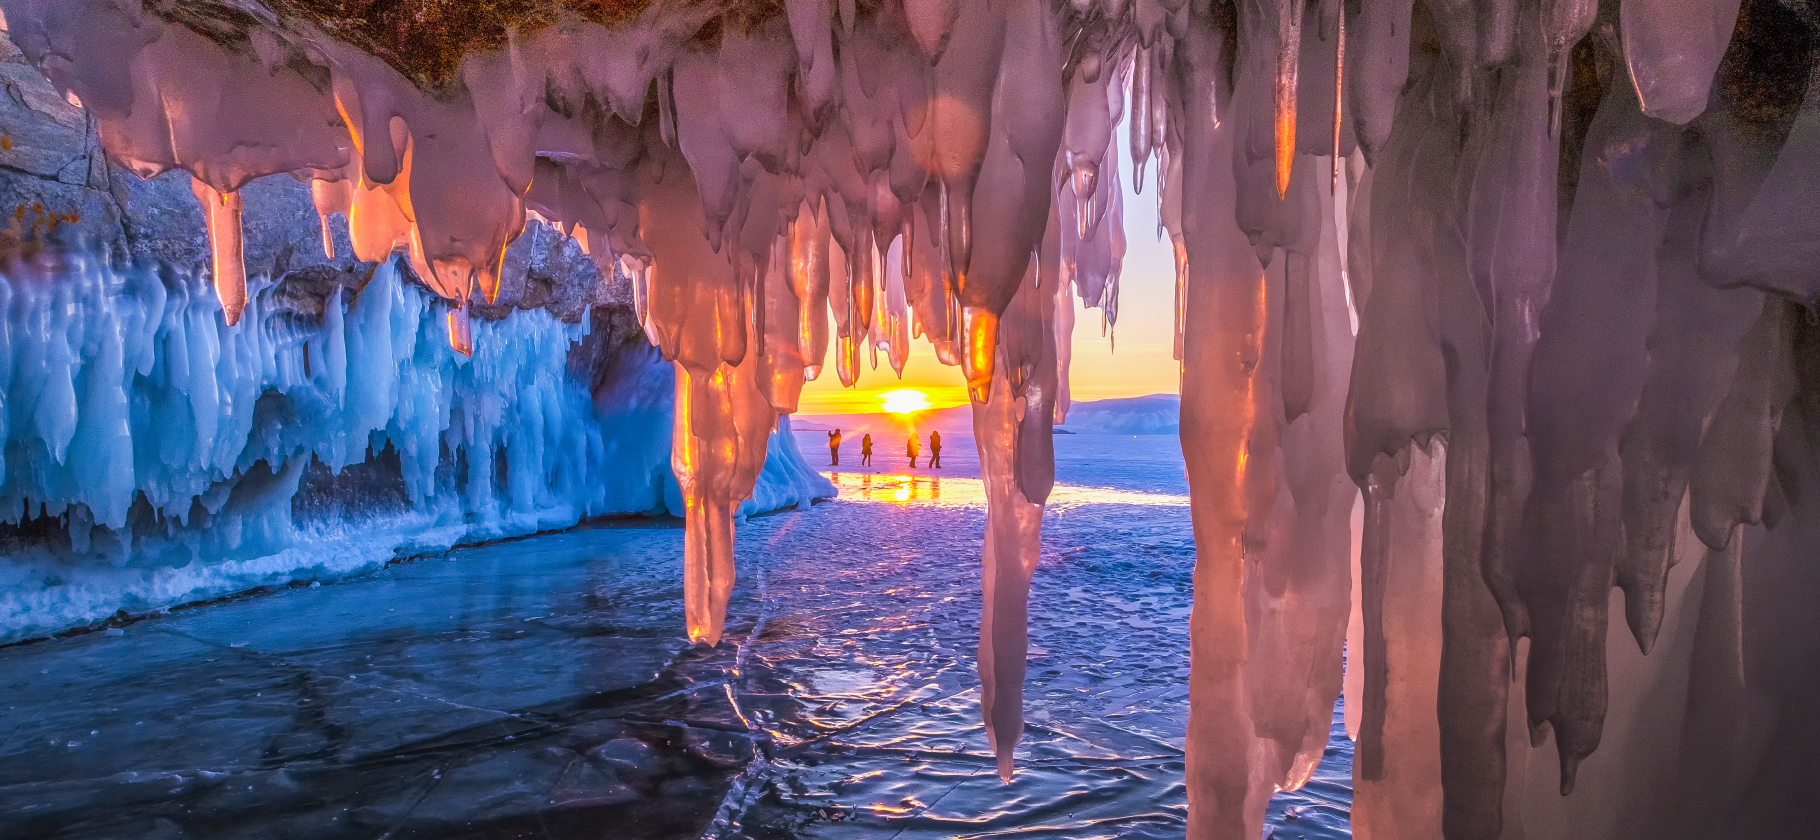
[0,433,1350,839]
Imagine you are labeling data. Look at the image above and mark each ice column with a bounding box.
[971,254,1057,780]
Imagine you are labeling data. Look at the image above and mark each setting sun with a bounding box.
[879,388,933,415]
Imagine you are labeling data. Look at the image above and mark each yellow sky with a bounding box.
[794,294,1178,415]
[797,139,1179,417]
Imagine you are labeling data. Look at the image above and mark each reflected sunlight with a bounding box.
[825,472,1189,510]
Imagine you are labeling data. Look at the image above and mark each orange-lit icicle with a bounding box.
[1333,13,1345,195]
[447,298,474,357]
[1275,0,1304,198]
[190,179,248,326]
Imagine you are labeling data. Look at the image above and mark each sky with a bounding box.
[797,132,1180,415]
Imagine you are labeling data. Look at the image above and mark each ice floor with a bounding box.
[0,434,1350,839]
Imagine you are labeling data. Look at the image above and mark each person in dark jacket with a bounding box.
[928,430,943,469]
[861,433,873,466]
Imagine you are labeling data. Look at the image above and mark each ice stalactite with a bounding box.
[1344,0,1415,164]
[1441,10,1561,833]
[189,180,247,326]
[788,203,833,381]
[1342,16,1485,840]
[1521,60,1675,797]
[1274,0,1304,199]
[1542,0,1596,137]
[1351,444,1448,840]
[972,251,1057,781]
[1172,5,1360,831]
[1620,0,1743,126]
[1614,189,1762,655]
[640,151,791,647]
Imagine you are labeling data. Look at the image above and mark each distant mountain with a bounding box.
[1056,394,1180,435]
[794,393,1180,436]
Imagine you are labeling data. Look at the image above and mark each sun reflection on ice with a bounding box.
[825,473,1188,510]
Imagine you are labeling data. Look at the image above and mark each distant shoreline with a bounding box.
[792,393,1182,436]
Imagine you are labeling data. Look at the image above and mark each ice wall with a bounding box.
[7,0,1820,836]
[0,248,620,639]
[0,246,831,644]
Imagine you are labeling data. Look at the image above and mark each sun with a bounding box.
[879,388,933,415]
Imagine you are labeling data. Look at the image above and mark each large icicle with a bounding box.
[1273,0,1304,198]
[971,253,1057,780]
[639,149,781,646]
[1174,11,1271,835]
[189,179,248,326]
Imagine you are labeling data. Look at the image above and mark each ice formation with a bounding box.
[5,0,1820,835]
[0,237,830,643]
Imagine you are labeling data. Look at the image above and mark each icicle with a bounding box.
[1333,13,1345,194]
[310,177,354,259]
[1687,300,1797,552]
[1521,66,1680,794]
[972,224,1058,779]
[1616,191,1761,655]
[1274,0,1304,198]
[964,306,998,403]
[906,0,961,59]
[1344,0,1415,164]
[880,233,912,377]
[189,179,248,327]
[1281,251,1316,424]
[1620,0,1742,126]
[1130,47,1154,189]
[1543,0,1597,138]
[790,202,833,380]
[1351,450,1448,840]
[446,298,473,357]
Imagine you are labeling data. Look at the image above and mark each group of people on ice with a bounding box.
[826,429,941,469]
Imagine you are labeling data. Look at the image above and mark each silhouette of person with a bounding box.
[907,432,921,468]
[861,433,873,466]
[928,430,943,469]
[828,429,841,466]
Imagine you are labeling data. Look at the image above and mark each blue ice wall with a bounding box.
[0,252,831,643]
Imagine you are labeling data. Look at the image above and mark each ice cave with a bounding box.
[0,0,1815,837]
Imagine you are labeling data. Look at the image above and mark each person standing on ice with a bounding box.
[907,432,921,468]
[928,431,942,469]
[861,434,874,466]
[828,429,841,466]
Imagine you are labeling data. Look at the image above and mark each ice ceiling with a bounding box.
[5,0,1820,837]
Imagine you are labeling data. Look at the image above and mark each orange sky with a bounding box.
[797,139,1179,417]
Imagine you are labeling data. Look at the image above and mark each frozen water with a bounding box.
[0,434,1349,839]
[0,253,831,645]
